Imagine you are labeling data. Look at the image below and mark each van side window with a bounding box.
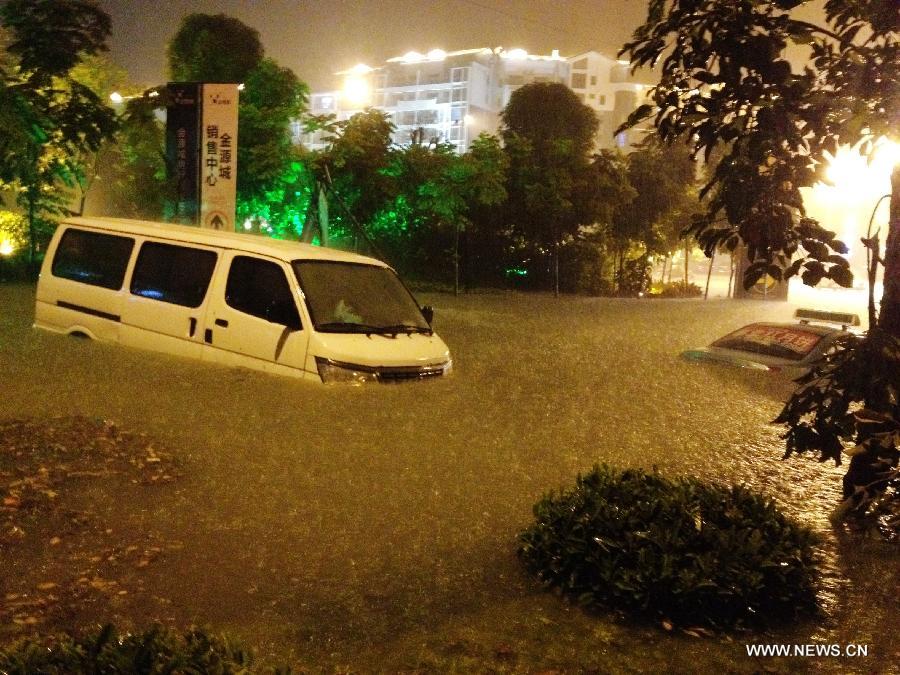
[225,255,302,330]
[130,241,217,307]
[51,228,134,290]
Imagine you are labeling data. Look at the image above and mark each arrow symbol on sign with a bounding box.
[210,214,225,230]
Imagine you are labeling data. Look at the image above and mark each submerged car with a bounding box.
[681,309,861,373]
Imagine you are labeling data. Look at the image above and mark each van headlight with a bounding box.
[315,357,378,384]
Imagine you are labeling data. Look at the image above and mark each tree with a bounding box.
[458,133,509,289]
[621,0,899,519]
[156,13,309,232]
[106,91,172,220]
[0,0,117,267]
[501,82,600,294]
[167,13,263,84]
[315,108,397,250]
[382,133,508,288]
[68,52,131,216]
[563,150,636,294]
[235,58,309,230]
[612,138,699,290]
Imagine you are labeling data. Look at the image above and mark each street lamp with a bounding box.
[342,76,370,107]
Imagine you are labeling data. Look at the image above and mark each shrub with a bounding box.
[650,280,703,298]
[615,255,652,297]
[518,465,820,629]
[0,624,281,674]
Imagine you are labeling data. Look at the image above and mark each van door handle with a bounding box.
[215,318,229,328]
[189,317,197,337]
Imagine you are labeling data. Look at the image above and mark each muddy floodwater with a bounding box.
[1,283,897,673]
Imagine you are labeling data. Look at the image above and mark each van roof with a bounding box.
[62,217,387,267]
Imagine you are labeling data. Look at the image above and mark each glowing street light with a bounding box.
[821,137,897,201]
[0,238,15,257]
[801,137,898,289]
[109,90,159,104]
[342,76,370,107]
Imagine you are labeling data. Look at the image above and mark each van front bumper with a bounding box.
[315,357,451,384]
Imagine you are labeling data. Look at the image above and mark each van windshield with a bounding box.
[292,260,431,334]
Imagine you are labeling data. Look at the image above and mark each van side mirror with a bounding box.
[421,305,434,326]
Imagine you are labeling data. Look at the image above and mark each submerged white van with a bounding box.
[35,217,452,383]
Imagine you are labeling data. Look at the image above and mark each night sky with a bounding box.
[97,0,652,91]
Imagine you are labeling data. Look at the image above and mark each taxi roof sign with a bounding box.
[794,308,861,327]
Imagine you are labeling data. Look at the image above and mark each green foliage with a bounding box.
[0,0,117,266]
[621,0,900,521]
[650,280,703,298]
[167,13,263,83]
[0,210,29,279]
[0,624,285,674]
[1,0,110,78]
[501,82,597,158]
[775,329,900,521]
[69,52,129,101]
[557,240,612,296]
[372,134,509,281]
[615,254,653,297]
[500,83,604,291]
[320,108,397,241]
[614,138,698,259]
[236,58,309,225]
[518,465,820,629]
[240,155,315,240]
[460,133,512,287]
[619,0,895,296]
[105,92,172,219]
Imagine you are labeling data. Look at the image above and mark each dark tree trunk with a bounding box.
[454,222,460,297]
[553,239,560,298]
[878,166,900,338]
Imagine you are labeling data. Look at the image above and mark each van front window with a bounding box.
[292,261,430,335]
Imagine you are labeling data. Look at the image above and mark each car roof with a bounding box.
[62,217,386,267]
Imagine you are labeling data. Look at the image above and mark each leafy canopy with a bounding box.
[0,0,117,263]
[619,0,897,296]
[167,13,264,83]
[620,0,900,522]
[500,82,602,288]
[2,0,111,78]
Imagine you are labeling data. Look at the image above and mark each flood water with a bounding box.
[1,284,897,673]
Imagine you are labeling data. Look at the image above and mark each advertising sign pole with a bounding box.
[199,83,239,231]
[165,83,201,225]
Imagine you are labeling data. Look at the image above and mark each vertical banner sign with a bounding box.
[199,83,239,230]
[165,83,200,224]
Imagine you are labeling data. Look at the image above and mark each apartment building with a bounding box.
[296,47,652,153]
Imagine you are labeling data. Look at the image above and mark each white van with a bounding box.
[34,217,452,383]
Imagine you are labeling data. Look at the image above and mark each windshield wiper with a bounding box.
[377,323,433,335]
[317,321,386,335]
[317,321,432,336]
